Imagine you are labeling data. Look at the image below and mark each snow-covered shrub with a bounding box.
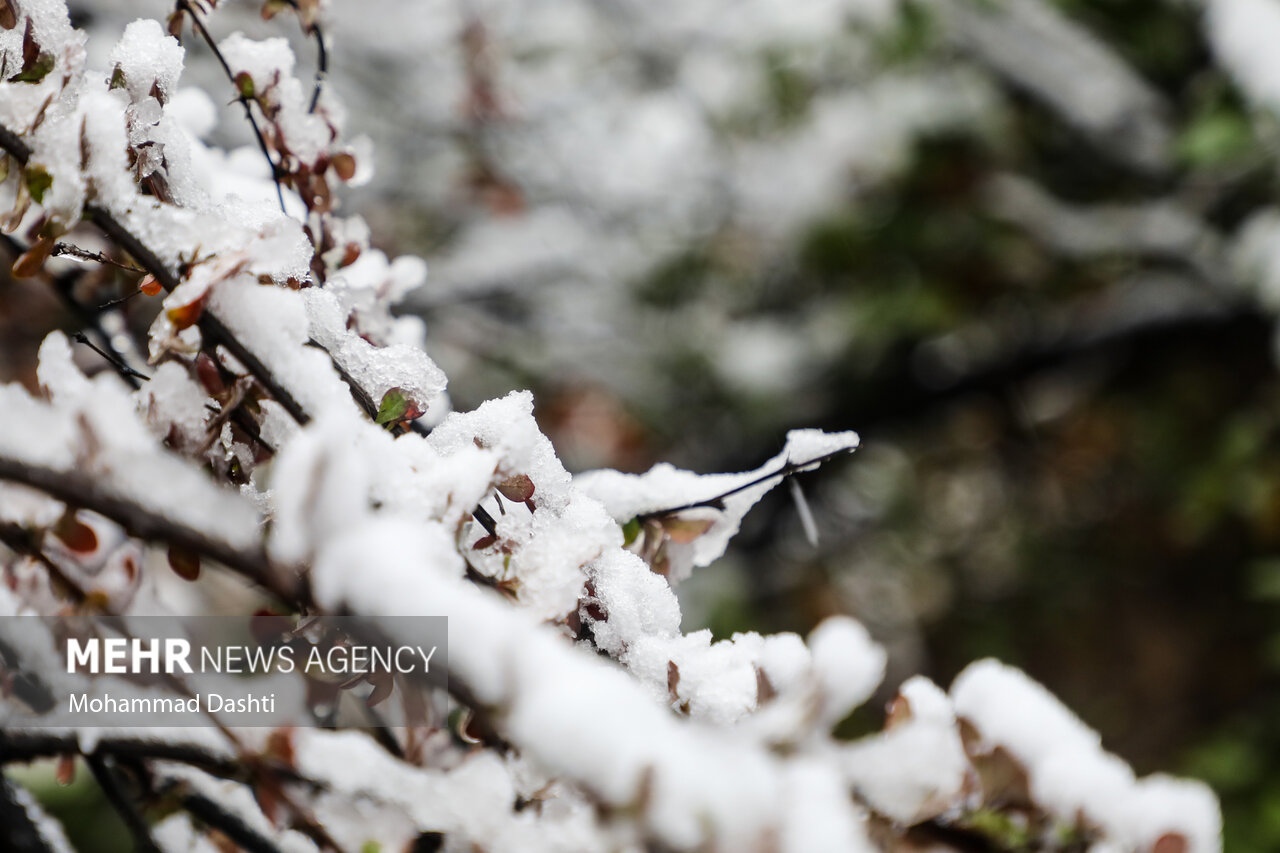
[0,2,1220,851]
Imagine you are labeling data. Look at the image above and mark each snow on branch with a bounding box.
[0,1,1223,852]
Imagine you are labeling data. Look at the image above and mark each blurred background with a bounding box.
[6,0,1280,848]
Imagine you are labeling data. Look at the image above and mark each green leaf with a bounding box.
[24,165,52,204]
[109,65,127,90]
[1176,106,1253,168]
[376,387,422,426]
[234,71,256,100]
[10,52,54,84]
[621,517,641,547]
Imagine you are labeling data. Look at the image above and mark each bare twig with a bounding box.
[0,233,144,390]
[281,0,329,114]
[51,241,145,273]
[72,331,150,381]
[176,786,286,853]
[174,0,288,214]
[635,446,857,521]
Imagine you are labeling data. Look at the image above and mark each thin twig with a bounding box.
[282,0,328,114]
[0,233,144,390]
[73,331,150,381]
[635,446,857,521]
[177,787,286,853]
[93,287,147,310]
[51,241,145,273]
[175,0,288,214]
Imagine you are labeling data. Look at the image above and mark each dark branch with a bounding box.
[178,787,286,853]
[72,331,149,381]
[635,446,857,521]
[86,754,164,853]
[0,777,57,853]
[0,233,144,390]
[0,456,295,603]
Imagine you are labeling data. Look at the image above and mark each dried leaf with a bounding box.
[165,287,208,331]
[0,0,18,30]
[885,693,913,730]
[51,512,97,554]
[12,235,53,278]
[264,727,296,767]
[1153,834,1189,853]
[56,755,75,786]
[496,473,535,502]
[332,152,356,182]
[660,514,716,544]
[167,9,184,40]
[138,274,163,296]
[667,660,680,702]
[167,545,201,581]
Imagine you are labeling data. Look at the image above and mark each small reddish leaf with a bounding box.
[12,234,53,278]
[0,0,17,31]
[167,546,201,581]
[249,609,292,645]
[56,755,76,786]
[138,274,162,296]
[365,672,394,708]
[195,352,227,397]
[260,0,289,20]
[1153,834,1189,853]
[496,474,535,502]
[885,693,913,729]
[472,534,497,550]
[166,9,184,40]
[339,242,360,268]
[331,152,356,182]
[52,512,98,554]
[165,290,207,331]
[264,727,296,767]
[666,660,680,702]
